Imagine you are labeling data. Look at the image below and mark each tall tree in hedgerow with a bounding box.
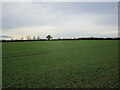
[46,35,52,40]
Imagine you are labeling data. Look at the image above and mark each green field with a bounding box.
[2,40,118,88]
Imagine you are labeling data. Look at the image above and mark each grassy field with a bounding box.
[2,40,118,88]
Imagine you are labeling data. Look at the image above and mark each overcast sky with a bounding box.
[1,2,118,39]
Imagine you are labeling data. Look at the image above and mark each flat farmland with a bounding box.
[2,40,119,88]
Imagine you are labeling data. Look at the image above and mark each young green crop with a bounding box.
[2,40,118,88]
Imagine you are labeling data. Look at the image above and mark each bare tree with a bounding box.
[21,38,24,40]
[26,36,31,40]
[37,36,40,40]
[33,36,36,40]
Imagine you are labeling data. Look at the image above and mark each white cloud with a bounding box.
[3,14,118,39]
[2,2,118,39]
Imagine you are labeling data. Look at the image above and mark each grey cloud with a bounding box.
[2,2,118,30]
[2,2,118,38]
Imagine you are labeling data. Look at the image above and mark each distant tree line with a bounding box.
[1,35,120,42]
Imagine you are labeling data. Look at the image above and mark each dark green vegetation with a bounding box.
[2,40,118,88]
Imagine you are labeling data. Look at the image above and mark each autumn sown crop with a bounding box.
[2,40,119,88]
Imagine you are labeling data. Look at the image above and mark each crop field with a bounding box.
[2,40,119,88]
